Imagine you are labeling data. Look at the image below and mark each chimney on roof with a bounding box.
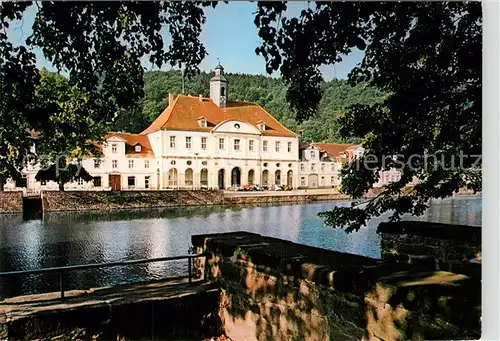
[199,94,203,102]
[168,93,174,107]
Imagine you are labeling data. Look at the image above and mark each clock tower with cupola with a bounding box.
[210,62,229,108]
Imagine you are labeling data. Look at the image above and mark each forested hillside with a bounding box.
[111,70,386,143]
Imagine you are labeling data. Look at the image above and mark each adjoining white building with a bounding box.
[5,64,407,193]
[297,142,360,189]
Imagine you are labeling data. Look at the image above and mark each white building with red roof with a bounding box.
[8,64,404,192]
[78,64,301,191]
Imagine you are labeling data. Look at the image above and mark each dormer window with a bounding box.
[135,145,142,153]
[257,120,266,131]
[197,116,208,128]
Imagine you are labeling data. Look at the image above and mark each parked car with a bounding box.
[252,185,264,191]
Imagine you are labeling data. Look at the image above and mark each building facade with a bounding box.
[5,64,406,193]
[85,64,301,191]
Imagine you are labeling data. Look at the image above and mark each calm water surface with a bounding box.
[0,196,481,298]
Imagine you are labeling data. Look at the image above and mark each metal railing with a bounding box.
[0,253,206,300]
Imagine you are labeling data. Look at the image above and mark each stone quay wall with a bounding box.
[225,193,350,205]
[192,231,481,341]
[41,190,226,212]
[0,191,23,214]
[41,190,352,213]
[378,221,481,277]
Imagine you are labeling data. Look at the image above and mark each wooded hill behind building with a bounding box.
[111,69,386,144]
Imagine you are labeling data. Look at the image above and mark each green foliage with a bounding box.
[255,2,482,231]
[0,2,39,190]
[35,161,93,191]
[0,1,217,189]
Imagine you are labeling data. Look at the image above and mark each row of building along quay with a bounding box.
[5,64,402,194]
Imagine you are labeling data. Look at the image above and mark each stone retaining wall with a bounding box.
[41,190,225,212]
[192,232,481,341]
[378,221,481,277]
[225,193,350,205]
[41,190,352,213]
[0,191,23,214]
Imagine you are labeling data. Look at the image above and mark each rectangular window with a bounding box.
[331,163,335,172]
[112,144,117,153]
[301,177,306,186]
[234,139,240,151]
[331,176,335,184]
[94,176,102,187]
[300,163,305,171]
[78,178,84,186]
[288,142,292,153]
[112,160,118,169]
[94,159,100,169]
[145,176,150,189]
[128,160,134,169]
[127,176,135,189]
[321,163,325,172]
[201,137,207,150]
[170,136,176,148]
[321,176,325,186]
[219,138,225,150]
[144,160,149,169]
[186,136,192,149]
[275,141,280,152]
[311,163,316,171]
[200,120,207,128]
[263,140,268,152]
[249,140,254,151]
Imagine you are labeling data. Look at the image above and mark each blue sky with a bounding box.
[8,2,363,80]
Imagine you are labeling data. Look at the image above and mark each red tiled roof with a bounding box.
[313,143,359,162]
[141,95,298,138]
[106,132,154,157]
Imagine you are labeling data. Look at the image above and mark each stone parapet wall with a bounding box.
[0,281,221,340]
[0,191,23,214]
[42,190,225,212]
[378,221,481,277]
[192,232,481,341]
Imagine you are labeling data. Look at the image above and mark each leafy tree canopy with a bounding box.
[255,2,481,231]
[0,1,215,186]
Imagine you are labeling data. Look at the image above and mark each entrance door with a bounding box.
[109,174,121,191]
[231,167,241,187]
[218,169,225,189]
[308,174,318,188]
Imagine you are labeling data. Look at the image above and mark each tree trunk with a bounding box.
[58,179,65,191]
[0,174,4,192]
